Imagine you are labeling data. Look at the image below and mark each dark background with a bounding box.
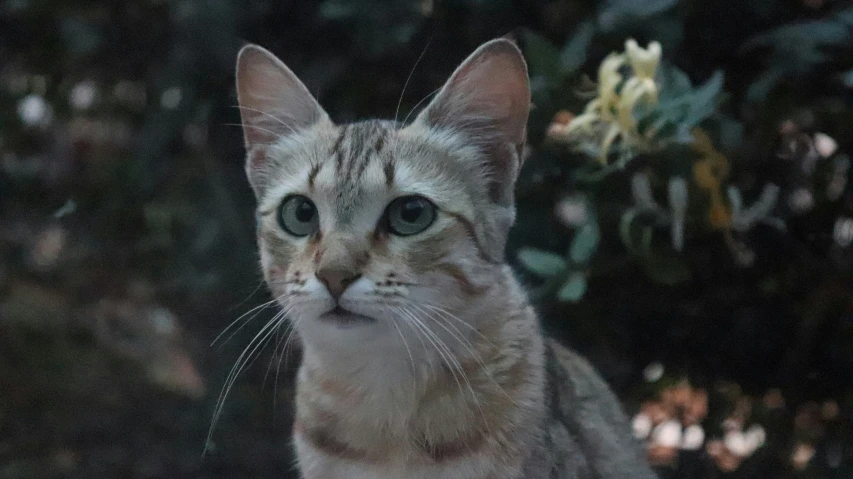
[1,0,853,477]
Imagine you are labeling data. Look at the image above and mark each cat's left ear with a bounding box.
[413,38,530,205]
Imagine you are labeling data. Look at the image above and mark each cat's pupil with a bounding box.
[295,201,315,222]
[401,200,423,223]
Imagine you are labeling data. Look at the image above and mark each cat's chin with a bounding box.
[317,306,375,328]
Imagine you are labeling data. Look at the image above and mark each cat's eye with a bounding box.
[386,195,436,236]
[278,195,319,237]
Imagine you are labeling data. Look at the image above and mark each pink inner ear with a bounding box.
[419,39,530,147]
[236,45,329,150]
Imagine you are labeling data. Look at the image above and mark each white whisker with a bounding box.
[205,304,293,454]
[411,302,514,404]
[211,297,279,347]
[394,38,432,126]
[398,305,489,433]
[389,310,418,404]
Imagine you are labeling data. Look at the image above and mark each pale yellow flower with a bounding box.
[598,124,622,163]
[625,39,662,80]
[564,99,600,135]
[618,77,654,133]
[597,53,625,121]
[561,38,665,165]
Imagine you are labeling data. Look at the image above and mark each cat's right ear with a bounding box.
[235,45,329,192]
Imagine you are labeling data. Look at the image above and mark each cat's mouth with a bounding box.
[319,306,375,326]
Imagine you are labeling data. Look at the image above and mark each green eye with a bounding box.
[386,195,437,236]
[278,195,319,237]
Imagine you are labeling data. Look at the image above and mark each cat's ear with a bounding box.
[413,38,530,203]
[236,45,329,148]
[236,45,329,192]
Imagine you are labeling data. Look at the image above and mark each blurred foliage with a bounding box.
[1,0,853,478]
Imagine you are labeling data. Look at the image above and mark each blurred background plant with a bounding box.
[1,0,853,477]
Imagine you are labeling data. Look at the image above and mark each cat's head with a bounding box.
[236,39,529,353]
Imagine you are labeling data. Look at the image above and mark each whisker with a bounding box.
[403,305,491,433]
[205,305,292,453]
[410,303,481,361]
[399,86,442,127]
[389,310,418,404]
[211,297,279,347]
[274,317,301,418]
[229,277,269,311]
[410,302,514,404]
[399,305,487,431]
[216,298,280,348]
[244,307,293,373]
[397,306,460,389]
[394,37,433,126]
[418,301,498,349]
[262,316,292,391]
[211,309,283,422]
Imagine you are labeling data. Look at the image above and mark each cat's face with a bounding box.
[236,40,529,354]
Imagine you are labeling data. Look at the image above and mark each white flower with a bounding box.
[724,430,749,456]
[833,217,853,247]
[160,86,183,110]
[724,424,765,457]
[70,81,97,110]
[643,361,665,382]
[651,420,682,448]
[555,196,589,227]
[633,413,653,440]
[789,188,814,213]
[680,424,705,450]
[17,94,53,127]
[814,132,838,158]
[743,425,766,455]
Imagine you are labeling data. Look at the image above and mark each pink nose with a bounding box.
[316,268,361,300]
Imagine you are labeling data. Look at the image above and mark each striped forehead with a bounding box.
[311,120,397,224]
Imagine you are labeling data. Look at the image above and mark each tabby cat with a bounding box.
[234,38,655,479]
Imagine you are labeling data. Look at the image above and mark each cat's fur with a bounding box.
[235,39,654,479]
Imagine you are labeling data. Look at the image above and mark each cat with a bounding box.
[233,38,655,479]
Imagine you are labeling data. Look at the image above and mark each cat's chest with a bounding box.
[293,430,513,479]
[291,386,525,479]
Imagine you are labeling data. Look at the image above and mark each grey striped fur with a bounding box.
[235,39,655,478]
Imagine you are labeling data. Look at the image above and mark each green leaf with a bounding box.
[657,63,693,98]
[739,7,853,100]
[741,9,852,68]
[559,21,595,74]
[573,159,624,183]
[319,0,357,20]
[522,30,562,87]
[60,19,104,57]
[717,117,745,152]
[597,0,680,31]
[569,220,600,264]
[648,70,724,142]
[640,254,691,285]
[557,273,588,302]
[842,68,853,88]
[682,71,724,129]
[517,248,567,277]
[619,209,656,256]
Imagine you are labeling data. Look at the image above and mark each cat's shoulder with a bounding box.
[544,338,618,403]
[542,337,656,478]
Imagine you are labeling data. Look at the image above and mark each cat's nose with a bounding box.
[317,268,361,301]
